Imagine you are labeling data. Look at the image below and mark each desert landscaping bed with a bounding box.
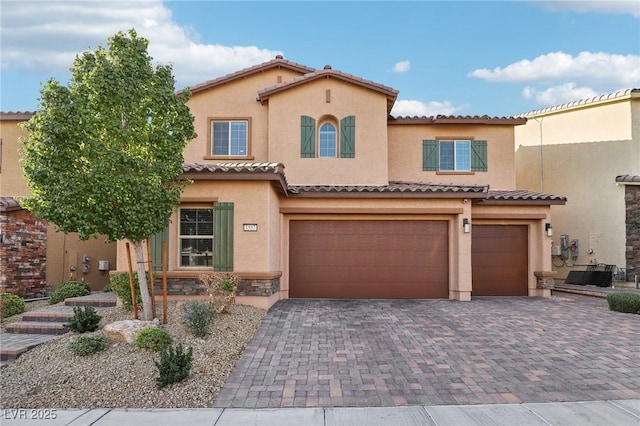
[0,301,265,408]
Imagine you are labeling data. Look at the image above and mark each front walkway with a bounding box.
[214,296,640,408]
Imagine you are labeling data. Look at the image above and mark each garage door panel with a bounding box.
[290,220,448,299]
[472,225,528,296]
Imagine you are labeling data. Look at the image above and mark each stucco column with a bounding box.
[451,203,472,301]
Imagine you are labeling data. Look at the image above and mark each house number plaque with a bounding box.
[243,224,258,232]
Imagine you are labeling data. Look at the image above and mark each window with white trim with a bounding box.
[211,120,247,156]
[179,208,213,267]
[439,140,470,171]
[318,123,337,157]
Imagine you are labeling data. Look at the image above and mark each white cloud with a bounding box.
[469,51,640,87]
[390,100,465,117]
[0,1,282,88]
[392,60,411,73]
[532,1,640,17]
[522,83,600,106]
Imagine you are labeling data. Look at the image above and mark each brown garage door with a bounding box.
[289,220,448,299]
[472,225,528,296]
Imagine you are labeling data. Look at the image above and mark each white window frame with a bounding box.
[439,140,471,171]
[318,122,337,158]
[211,120,248,156]
[179,208,214,268]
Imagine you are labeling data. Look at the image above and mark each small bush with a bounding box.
[136,327,173,351]
[109,272,143,311]
[155,343,193,389]
[607,292,640,314]
[64,306,102,333]
[200,273,238,314]
[49,281,91,305]
[182,301,216,338]
[0,293,26,319]
[69,335,108,356]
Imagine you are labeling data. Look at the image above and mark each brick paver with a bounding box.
[214,295,640,408]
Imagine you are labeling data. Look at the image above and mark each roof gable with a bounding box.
[182,56,315,96]
[257,66,399,114]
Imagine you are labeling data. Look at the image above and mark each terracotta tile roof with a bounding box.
[616,175,640,184]
[480,190,567,204]
[0,197,22,212]
[288,181,488,198]
[1,111,35,121]
[388,115,526,125]
[181,56,315,96]
[181,162,288,194]
[258,66,399,113]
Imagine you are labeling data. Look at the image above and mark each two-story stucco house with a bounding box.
[115,56,566,309]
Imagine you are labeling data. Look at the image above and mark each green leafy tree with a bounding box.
[20,30,195,320]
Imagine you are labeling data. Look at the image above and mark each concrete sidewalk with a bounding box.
[2,400,639,425]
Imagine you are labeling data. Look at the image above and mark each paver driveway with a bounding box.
[213,295,640,408]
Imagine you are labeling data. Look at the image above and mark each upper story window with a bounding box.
[301,115,355,158]
[211,120,248,156]
[318,123,337,157]
[422,139,487,172]
[439,140,471,171]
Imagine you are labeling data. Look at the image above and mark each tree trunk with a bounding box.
[132,240,153,321]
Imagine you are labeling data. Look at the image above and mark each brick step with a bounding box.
[0,333,58,362]
[4,321,69,335]
[64,293,117,308]
[22,310,75,323]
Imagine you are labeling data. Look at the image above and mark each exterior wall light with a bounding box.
[463,218,471,233]
[545,223,553,237]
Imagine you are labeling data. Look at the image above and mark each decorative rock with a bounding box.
[103,319,160,344]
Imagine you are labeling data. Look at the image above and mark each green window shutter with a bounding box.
[422,140,438,171]
[149,227,169,271]
[300,115,316,158]
[214,202,234,271]
[471,140,488,172]
[340,115,356,158]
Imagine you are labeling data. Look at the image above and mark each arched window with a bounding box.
[318,122,337,157]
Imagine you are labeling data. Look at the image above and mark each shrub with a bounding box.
[199,273,238,314]
[69,335,108,356]
[182,301,216,338]
[155,343,193,389]
[607,292,640,314]
[0,293,26,319]
[64,306,102,333]
[109,272,142,311]
[136,327,173,351]
[49,281,91,305]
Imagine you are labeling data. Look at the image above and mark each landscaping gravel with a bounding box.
[0,301,265,408]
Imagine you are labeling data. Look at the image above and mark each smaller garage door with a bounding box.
[472,225,528,296]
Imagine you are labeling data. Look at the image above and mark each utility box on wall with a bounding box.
[98,260,109,271]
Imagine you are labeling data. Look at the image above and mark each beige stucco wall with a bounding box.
[266,79,389,186]
[388,124,517,189]
[115,180,282,275]
[185,68,304,163]
[0,119,32,196]
[515,96,639,277]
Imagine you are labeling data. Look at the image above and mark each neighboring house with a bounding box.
[0,112,117,295]
[114,56,566,309]
[515,89,640,283]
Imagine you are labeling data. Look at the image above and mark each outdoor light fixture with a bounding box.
[545,223,553,237]
[463,218,471,233]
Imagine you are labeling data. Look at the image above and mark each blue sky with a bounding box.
[1,1,639,117]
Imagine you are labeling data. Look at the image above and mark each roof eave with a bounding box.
[474,199,567,206]
[181,170,289,196]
